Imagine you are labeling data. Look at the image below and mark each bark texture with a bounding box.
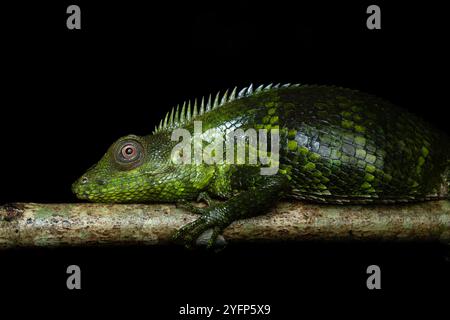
[0,201,449,248]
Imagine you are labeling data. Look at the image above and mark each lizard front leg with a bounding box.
[172,175,289,248]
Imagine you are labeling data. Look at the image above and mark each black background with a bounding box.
[0,1,448,318]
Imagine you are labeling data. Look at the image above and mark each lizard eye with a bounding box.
[114,140,143,167]
[121,144,138,160]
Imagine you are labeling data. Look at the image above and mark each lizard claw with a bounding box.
[197,227,227,250]
[176,200,208,215]
[196,192,217,207]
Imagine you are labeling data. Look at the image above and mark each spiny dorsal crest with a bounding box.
[153,83,301,134]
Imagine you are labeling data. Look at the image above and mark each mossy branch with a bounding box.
[0,201,449,248]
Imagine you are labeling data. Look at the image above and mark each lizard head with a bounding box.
[72,132,211,203]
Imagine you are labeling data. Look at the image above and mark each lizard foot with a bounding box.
[172,211,228,249]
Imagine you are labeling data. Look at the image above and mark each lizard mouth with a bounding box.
[72,185,107,202]
[76,191,89,200]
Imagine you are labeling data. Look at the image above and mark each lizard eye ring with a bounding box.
[114,139,144,168]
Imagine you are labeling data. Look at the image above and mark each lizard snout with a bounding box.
[72,176,91,199]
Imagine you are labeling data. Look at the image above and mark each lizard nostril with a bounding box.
[81,176,89,184]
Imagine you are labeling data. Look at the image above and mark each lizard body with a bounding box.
[72,84,450,247]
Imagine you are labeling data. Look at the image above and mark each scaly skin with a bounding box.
[72,84,450,247]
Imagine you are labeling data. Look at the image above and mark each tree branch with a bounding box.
[0,201,449,248]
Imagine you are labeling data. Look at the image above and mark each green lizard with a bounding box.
[72,84,450,247]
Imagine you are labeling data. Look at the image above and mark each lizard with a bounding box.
[72,84,450,248]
